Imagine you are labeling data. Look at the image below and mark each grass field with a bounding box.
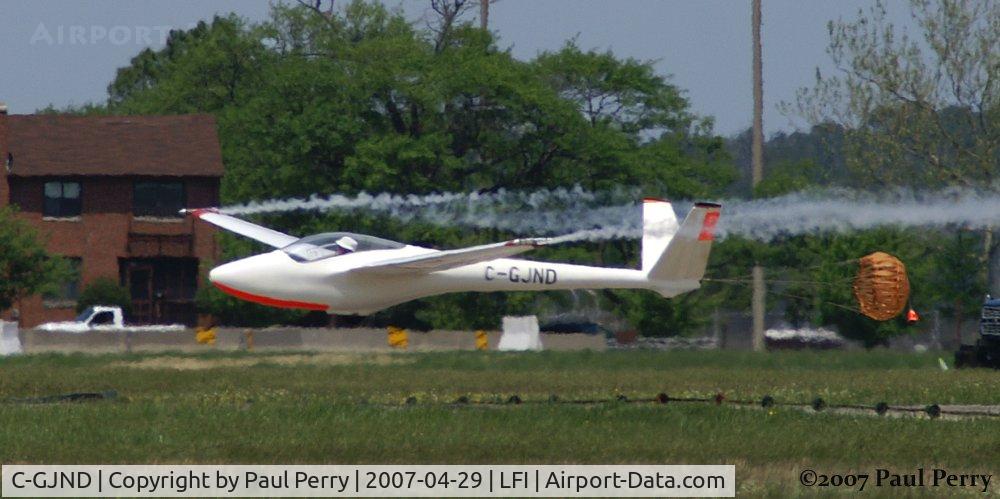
[2,349,999,495]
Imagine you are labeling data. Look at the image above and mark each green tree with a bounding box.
[108,15,269,113]
[0,207,69,313]
[726,124,847,196]
[752,159,822,198]
[76,278,132,315]
[787,0,1000,290]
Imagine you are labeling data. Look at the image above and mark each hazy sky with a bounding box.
[0,0,920,136]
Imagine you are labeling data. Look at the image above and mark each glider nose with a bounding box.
[207,252,329,311]
[208,261,239,289]
[208,255,268,294]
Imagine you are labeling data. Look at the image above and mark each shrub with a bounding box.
[76,278,132,315]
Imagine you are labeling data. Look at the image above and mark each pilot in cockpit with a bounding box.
[333,236,358,255]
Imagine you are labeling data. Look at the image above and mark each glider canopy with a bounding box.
[283,232,405,262]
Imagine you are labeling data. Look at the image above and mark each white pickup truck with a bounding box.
[36,306,185,333]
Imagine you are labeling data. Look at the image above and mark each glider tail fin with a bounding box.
[642,200,721,297]
[641,198,680,273]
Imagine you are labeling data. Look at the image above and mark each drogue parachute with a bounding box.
[853,252,910,321]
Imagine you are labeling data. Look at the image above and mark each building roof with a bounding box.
[7,114,224,177]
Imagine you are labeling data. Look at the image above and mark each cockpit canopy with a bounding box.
[282,232,406,262]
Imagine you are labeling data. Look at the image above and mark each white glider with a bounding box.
[184,199,721,315]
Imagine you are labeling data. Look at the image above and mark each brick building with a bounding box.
[0,105,222,327]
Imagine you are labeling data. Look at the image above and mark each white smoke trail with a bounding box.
[720,189,1000,241]
[220,186,643,241]
[222,185,639,216]
[219,187,1000,243]
[547,226,642,244]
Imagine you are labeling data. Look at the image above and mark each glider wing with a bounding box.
[352,238,550,275]
[183,209,299,249]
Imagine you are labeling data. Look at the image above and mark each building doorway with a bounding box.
[121,258,198,325]
[126,264,154,322]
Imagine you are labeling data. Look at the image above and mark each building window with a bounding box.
[43,257,81,306]
[44,181,82,218]
[134,181,185,218]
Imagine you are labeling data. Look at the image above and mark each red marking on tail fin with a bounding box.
[698,211,720,241]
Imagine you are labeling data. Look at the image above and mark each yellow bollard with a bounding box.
[475,330,488,351]
[195,327,217,345]
[388,326,408,349]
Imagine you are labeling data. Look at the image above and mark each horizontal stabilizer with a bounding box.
[353,238,550,275]
[183,208,299,248]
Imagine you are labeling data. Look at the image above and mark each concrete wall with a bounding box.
[16,327,607,355]
[17,308,977,355]
[0,321,21,355]
[700,309,983,351]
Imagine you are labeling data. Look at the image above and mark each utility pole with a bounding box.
[480,0,489,30]
[751,0,766,352]
[752,266,765,351]
[751,0,764,188]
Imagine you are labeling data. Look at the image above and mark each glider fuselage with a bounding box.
[210,248,700,315]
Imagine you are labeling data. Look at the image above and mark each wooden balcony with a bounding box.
[127,233,194,257]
